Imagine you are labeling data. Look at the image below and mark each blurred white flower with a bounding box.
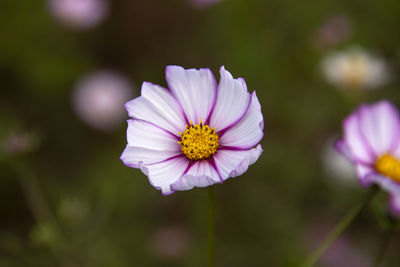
[314,14,352,49]
[189,0,224,8]
[321,137,357,186]
[321,47,390,90]
[73,71,134,131]
[48,0,109,30]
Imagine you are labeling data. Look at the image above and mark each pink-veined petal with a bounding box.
[213,144,263,181]
[343,111,374,164]
[219,92,263,149]
[355,163,374,186]
[120,146,181,168]
[209,66,251,132]
[358,100,400,156]
[171,160,221,191]
[334,139,354,162]
[389,194,400,217]
[166,65,217,124]
[141,157,190,195]
[125,82,186,135]
[368,174,400,196]
[126,119,180,151]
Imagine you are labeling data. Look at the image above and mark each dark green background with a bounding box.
[1,0,400,266]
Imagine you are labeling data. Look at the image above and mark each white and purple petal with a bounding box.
[389,194,400,217]
[125,82,186,135]
[141,157,190,195]
[121,119,181,168]
[166,66,217,124]
[171,160,221,191]
[126,119,180,151]
[354,163,375,187]
[219,92,263,149]
[121,146,181,168]
[213,144,263,181]
[358,100,400,156]
[334,139,354,162]
[209,66,251,131]
[368,174,400,196]
[342,111,375,164]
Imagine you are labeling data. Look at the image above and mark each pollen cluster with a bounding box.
[375,154,400,182]
[178,120,219,161]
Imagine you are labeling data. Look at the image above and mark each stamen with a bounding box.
[375,154,400,182]
[178,120,219,161]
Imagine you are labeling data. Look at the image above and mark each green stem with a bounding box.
[14,161,57,225]
[207,186,215,267]
[373,222,394,267]
[301,186,379,267]
[10,160,73,267]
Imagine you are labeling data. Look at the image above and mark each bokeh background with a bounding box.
[1,0,400,266]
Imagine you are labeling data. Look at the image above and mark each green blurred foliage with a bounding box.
[1,0,400,266]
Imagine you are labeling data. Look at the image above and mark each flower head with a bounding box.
[322,47,390,90]
[121,66,263,195]
[336,100,400,200]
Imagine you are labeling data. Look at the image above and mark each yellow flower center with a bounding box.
[375,154,400,182]
[345,55,367,88]
[178,120,219,161]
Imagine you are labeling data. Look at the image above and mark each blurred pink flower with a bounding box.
[150,225,191,261]
[336,100,400,205]
[121,66,263,195]
[314,14,352,49]
[321,237,370,267]
[189,0,224,8]
[48,0,109,30]
[3,132,39,156]
[73,71,134,131]
[306,224,370,267]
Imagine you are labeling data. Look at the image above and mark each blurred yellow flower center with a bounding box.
[375,154,400,182]
[345,55,367,88]
[178,120,219,161]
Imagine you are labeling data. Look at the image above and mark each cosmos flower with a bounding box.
[73,70,134,131]
[48,0,109,30]
[321,47,390,90]
[121,66,263,195]
[335,100,400,200]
